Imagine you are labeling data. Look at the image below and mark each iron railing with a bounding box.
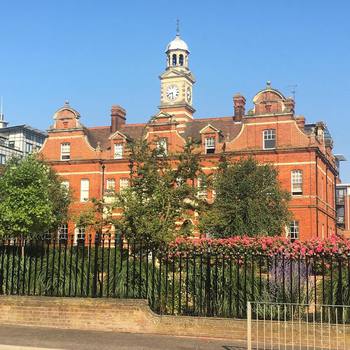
[0,235,350,318]
[247,302,350,349]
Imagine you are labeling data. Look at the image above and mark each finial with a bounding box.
[64,99,70,106]
[176,18,180,36]
[266,80,271,87]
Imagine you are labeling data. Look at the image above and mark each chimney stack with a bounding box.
[285,97,295,114]
[233,93,246,121]
[110,105,126,134]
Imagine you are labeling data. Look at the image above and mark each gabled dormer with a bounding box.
[199,124,223,154]
[109,130,130,160]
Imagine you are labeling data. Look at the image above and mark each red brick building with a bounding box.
[40,32,339,241]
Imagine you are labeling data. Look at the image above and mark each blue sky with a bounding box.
[1,0,350,180]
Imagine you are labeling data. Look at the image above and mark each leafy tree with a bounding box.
[0,155,71,238]
[72,197,115,237]
[200,157,291,237]
[114,138,204,244]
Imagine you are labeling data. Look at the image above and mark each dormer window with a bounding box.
[205,137,215,154]
[61,143,71,160]
[114,143,123,159]
[263,129,276,150]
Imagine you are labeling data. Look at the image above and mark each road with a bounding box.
[0,325,245,350]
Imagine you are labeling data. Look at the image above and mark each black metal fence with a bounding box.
[0,235,349,319]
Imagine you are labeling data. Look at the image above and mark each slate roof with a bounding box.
[84,116,243,150]
[182,117,242,142]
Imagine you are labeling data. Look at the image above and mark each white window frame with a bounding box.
[119,178,129,192]
[114,143,123,159]
[288,221,299,241]
[106,178,116,192]
[61,143,71,160]
[58,224,68,241]
[74,226,85,245]
[291,170,303,195]
[263,129,276,150]
[61,181,69,191]
[0,154,6,164]
[197,176,207,199]
[156,138,168,156]
[80,179,89,202]
[25,142,33,154]
[205,137,215,154]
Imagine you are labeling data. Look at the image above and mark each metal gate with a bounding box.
[247,302,350,349]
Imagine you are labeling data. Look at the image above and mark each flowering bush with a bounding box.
[168,235,350,259]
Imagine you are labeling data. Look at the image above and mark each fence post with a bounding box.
[92,232,100,298]
[247,301,252,350]
[206,252,212,316]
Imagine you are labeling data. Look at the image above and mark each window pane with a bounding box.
[156,138,168,156]
[26,142,33,153]
[61,143,71,160]
[263,129,276,149]
[58,224,68,241]
[119,178,129,191]
[114,144,123,159]
[291,170,303,195]
[74,226,85,244]
[80,179,89,202]
[106,179,115,191]
[197,176,207,198]
[289,221,299,240]
[0,154,6,164]
[205,137,215,154]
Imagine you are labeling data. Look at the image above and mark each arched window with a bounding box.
[179,54,184,66]
[172,54,177,66]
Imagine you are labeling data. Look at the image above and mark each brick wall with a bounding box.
[0,296,349,348]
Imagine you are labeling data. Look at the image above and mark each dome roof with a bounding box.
[166,34,189,52]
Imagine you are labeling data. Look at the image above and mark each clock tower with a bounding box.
[159,27,196,122]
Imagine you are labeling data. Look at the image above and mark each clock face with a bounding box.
[186,87,192,103]
[166,85,179,101]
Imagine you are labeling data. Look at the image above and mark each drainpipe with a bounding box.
[326,167,328,236]
[316,155,319,237]
[101,162,105,198]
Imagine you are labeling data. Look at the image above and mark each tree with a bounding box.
[0,155,71,238]
[114,138,204,244]
[199,157,291,237]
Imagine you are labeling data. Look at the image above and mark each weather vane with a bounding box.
[176,18,180,36]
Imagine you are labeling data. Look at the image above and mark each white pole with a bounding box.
[247,301,252,350]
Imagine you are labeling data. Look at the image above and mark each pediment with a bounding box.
[151,112,175,122]
[108,130,129,140]
[199,124,221,134]
[160,70,195,82]
[160,70,185,79]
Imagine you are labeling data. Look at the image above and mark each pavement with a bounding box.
[0,325,246,350]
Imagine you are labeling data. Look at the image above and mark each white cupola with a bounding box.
[165,23,190,70]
